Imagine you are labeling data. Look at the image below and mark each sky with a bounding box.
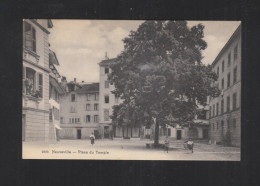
[49,20,241,83]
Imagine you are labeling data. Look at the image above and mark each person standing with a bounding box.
[165,137,169,153]
[90,133,95,145]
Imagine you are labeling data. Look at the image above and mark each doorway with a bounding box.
[177,130,182,140]
[104,126,110,138]
[123,127,131,139]
[77,129,81,139]
[203,129,208,139]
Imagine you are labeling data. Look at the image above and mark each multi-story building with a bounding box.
[22,19,54,141]
[48,49,66,141]
[59,80,100,139]
[209,24,241,147]
[98,57,142,139]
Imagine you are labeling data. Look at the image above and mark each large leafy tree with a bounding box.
[109,21,219,145]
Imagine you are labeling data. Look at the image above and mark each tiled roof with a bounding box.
[75,83,99,93]
[99,58,117,66]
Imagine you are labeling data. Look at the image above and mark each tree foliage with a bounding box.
[109,21,220,142]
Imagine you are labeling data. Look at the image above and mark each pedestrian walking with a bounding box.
[165,137,169,153]
[90,133,95,145]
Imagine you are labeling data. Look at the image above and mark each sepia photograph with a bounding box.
[22,19,241,160]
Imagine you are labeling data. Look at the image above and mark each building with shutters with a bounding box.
[22,19,54,141]
[48,49,66,141]
[208,24,241,147]
[98,57,142,139]
[59,81,101,139]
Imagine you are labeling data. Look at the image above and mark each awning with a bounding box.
[54,124,62,130]
[50,76,66,94]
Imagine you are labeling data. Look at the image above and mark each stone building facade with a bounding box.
[59,81,101,139]
[209,24,241,147]
[22,19,53,141]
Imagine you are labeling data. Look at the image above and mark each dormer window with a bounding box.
[24,22,36,52]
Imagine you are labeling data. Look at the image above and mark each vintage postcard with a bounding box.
[22,19,241,160]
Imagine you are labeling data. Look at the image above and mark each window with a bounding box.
[70,106,76,113]
[49,109,53,122]
[71,94,76,102]
[105,67,109,74]
[221,99,224,114]
[197,110,206,120]
[94,115,99,123]
[60,117,64,124]
[69,117,80,124]
[216,103,219,116]
[233,119,236,129]
[86,104,91,111]
[104,109,109,121]
[87,94,92,101]
[227,96,230,112]
[222,78,224,89]
[227,73,231,88]
[212,123,215,131]
[222,60,225,72]
[228,53,231,67]
[86,115,91,123]
[233,67,237,84]
[105,95,109,104]
[94,93,98,101]
[227,119,230,130]
[234,45,238,61]
[23,67,43,98]
[217,66,219,77]
[38,73,43,98]
[213,104,215,117]
[233,92,237,110]
[24,22,36,52]
[105,81,110,88]
[209,106,211,118]
[94,104,98,111]
[221,120,224,132]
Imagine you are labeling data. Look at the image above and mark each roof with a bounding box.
[75,83,99,93]
[211,24,241,67]
[99,58,117,66]
[67,81,82,88]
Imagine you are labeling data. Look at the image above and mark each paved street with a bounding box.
[23,139,240,160]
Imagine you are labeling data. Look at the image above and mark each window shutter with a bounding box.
[35,72,38,93]
[32,28,36,52]
[37,73,43,97]
[24,22,33,51]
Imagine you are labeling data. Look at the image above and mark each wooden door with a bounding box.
[77,129,81,139]
[177,130,182,140]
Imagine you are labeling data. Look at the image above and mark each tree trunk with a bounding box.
[154,119,159,145]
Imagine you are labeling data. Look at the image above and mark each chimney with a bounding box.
[105,52,109,60]
[74,78,76,83]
